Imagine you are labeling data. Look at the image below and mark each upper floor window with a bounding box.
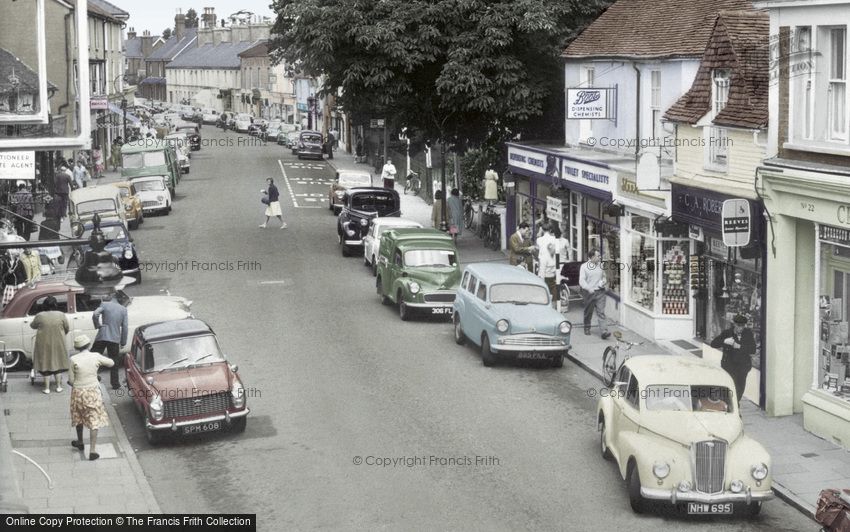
[650,70,662,140]
[706,69,730,171]
[712,69,730,117]
[829,27,847,141]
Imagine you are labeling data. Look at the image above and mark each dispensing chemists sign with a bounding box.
[721,199,751,247]
[566,88,614,119]
[0,151,35,180]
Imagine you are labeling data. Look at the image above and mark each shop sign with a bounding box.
[370,118,385,128]
[507,146,560,178]
[0,151,35,180]
[722,199,751,247]
[561,158,615,194]
[546,196,563,222]
[689,225,704,242]
[709,237,727,258]
[566,88,614,119]
[90,96,108,110]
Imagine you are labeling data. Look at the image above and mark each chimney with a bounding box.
[127,27,136,40]
[202,7,217,30]
[141,31,155,58]
[175,9,186,39]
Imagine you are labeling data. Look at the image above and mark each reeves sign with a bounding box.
[722,199,751,247]
[567,88,614,119]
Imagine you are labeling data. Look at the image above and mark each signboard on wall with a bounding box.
[90,96,108,110]
[566,88,614,119]
[0,151,35,180]
[561,158,616,194]
[546,196,563,222]
[507,146,549,175]
[722,199,751,247]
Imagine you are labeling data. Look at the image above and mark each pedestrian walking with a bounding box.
[710,314,756,403]
[110,137,123,171]
[30,295,70,394]
[73,160,89,189]
[260,177,286,229]
[91,293,128,390]
[92,146,104,179]
[447,188,463,244]
[381,160,397,189]
[10,181,33,241]
[432,189,444,230]
[68,334,113,461]
[579,249,610,339]
[508,222,536,269]
[54,162,73,219]
[326,131,335,160]
[537,222,558,307]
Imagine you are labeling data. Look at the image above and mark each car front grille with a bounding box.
[423,292,455,303]
[163,392,230,419]
[142,201,161,208]
[501,334,562,346]
[694,440,726,494]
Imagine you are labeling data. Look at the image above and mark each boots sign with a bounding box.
[721,199,751,247]
[567,88,613,119]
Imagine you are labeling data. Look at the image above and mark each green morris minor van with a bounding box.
[121,138,181,196]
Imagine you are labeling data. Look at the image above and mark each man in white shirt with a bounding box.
[579,249,610,339]
[536,222,558,307]
[381,160,397,190]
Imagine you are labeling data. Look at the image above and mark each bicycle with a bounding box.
[463,197,478,232]
[404,171,421,195]
[601,331,645,387]
[481,205,501,251]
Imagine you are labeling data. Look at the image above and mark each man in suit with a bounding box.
[579,249,610,339]
[91,293,129,390]
[710,314,756,403]
[508,222,536,269]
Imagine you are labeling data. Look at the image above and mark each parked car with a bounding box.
[296,130,324,160]
[0,284,192,370]
[174,146,190,174]
[234,113,253,133]
[597,355,773,516]
[125,319,249,443]
[248,118,268,137]
[69,185,126,227]
[76,220,141,284]
[452,263,571,367]
[129,175,172,215]
[375,229,460,321]
[328,170,372,214]
[112,181,144,230]
[286,131,300,151]
[337,187,401,257]
[121,139,181,195]
[175,122,201,151]
[201,109,218,124]
[363,218,423,276]
[263,120,282,142]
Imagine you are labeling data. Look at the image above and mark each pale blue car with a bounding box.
[451,263,572,367]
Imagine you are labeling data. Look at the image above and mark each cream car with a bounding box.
[362,217,423,276]
[597,356,772,517]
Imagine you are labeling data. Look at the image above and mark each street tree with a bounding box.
[185,8,199,28]
[162,28,172,39]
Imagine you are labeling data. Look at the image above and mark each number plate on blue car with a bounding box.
[517,352,549,360]
[687,502,733,514]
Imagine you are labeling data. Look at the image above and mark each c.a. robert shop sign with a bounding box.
[567,88,613,119]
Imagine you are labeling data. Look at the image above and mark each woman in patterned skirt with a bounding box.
[68,334,114,460]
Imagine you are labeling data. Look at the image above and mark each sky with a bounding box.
[109,1,277,36]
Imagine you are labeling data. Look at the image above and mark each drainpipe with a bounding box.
[632,62,641,160]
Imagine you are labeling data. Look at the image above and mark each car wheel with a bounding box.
[481,335,496,367]
[398,292,410,321]
[139,212,145,225]
[552,354,564,368]
[371,257,377,277]
[627,461,646,514]
[129,218,138,230]
[2,350,21,371]
[453,313,465,345]
[297,155,302,160]
[599,418,613,461]
[230,417,247,434]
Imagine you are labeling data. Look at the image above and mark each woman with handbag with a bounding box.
[259,178,286,229]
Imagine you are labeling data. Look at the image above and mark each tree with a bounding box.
[162,28,172,39]
[269,0,612,150]
[185,8,199,29]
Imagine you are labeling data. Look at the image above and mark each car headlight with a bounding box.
[231,380,245,409]
[409,282,420,294]
[652,462,670,479]
[125,204,132,210]
[360,218,368,227]
[559,321,572,334]
[123,247,134,260]
[149,395,164,421]
[730,479,744,493]
[496,319,509,333]
[751,463,768,480]
[677,480,692,492]
[335,190,345,198]
[157,195,164,202]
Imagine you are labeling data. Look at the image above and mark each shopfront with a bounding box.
[506,144,563,240]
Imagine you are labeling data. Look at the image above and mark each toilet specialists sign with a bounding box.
[561,158,616,194]
[567,88,614,119]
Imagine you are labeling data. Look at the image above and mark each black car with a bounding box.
[77,220,142,284]
[296,130,324,160]
[337,187,401,257]
[175,124,201,151]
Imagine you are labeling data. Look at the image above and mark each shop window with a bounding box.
[818,238,850,399]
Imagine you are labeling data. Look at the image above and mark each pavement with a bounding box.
[330,147,836,519]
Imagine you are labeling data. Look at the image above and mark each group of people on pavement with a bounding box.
[28,292,128,461]
[508,221,571,310]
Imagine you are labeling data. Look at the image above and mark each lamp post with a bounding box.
[112,74,128,139]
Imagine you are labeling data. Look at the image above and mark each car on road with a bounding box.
[112,181,144,230]
[76,220,142,285]
[121,139,181,195]
[328,170,372,214]
[175,122,201,151]
[234,113,253,133]
[452,263,571,367]
[263,120,282,142]
[125,319,249,443]
[248,118,268,137]
[296,130,324,160]
[69,185,126,227]
[201,108,219,125]
[363,218,423,276]
[337,187,401,257]
[376,228,460,321]
[598,356,773,517]
[0,284,192,370]
[129,175,172,215]
[286,131,300,151]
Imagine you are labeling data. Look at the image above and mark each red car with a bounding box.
[125,319,248,443]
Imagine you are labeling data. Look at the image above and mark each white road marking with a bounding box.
[277,159,322,209]
[259,280,287,285]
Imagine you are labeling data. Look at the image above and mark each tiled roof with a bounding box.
[88,0,129,22]
[664,10,769,129]
[563,0,756,59]
[167,40,263,69]
[148,29,198,61]
[238,41,269,58]
[124,37,142,59]
[0,48,57,95]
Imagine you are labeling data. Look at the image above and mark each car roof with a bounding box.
[373,218,421,229]
[129,175,166,182]
[83,219,126,229]
[121,139,169,153]
[137,318,213,342]
[300,130,321,135]
[385,228,454,244]
[71,185,120,201]
[464,262,546,285]
[346,187,398,196]
[624,355,736,387]
[338,170,372,178]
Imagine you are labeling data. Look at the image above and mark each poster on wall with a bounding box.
[546,196,563,222]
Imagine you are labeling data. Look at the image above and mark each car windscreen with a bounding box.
[338,173,371,187]
[133,179,165,191]
[146,334,225,372]
[237,114,251,121]
[351,193,397,214]
[404,249,456,268]
[82,224,126,241]
[123,153,144,168]
[644,385,734,413]
[301,133,322,144]
[144,151,167,166]
[77,199,117,214]
[489,283,549,305]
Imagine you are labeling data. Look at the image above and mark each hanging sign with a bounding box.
[546,196,563,222]
[722,199,751,247]
[566,88,614,119]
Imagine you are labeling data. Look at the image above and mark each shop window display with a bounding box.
[629,216,656,312]
[624,214,689,314]
[818,239,850,399]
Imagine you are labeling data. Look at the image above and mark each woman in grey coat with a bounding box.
[447,188,463,243]
[30,296,70,394]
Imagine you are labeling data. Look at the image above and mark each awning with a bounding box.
[139,77,166,86]
[107,102,141,125]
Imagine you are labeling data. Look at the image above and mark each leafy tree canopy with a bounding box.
[162,27,172,39]
[185,8,199,29]
[269,0,610,150]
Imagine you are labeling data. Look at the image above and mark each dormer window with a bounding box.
[706,69,730,172]
[712,69,730,117]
